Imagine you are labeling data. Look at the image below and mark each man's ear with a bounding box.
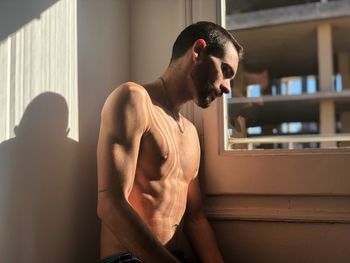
[192,39,207,62]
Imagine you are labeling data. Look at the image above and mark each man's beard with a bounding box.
[191,64,218,108]
[196,94,212,108]
[195,82,218,109]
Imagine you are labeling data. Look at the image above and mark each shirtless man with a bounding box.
[97,21,243,263]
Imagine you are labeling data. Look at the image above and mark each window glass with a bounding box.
[225,1,350,150]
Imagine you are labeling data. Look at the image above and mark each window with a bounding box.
[225,2,350,151]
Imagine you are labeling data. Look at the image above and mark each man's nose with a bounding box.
[220,79,231,95]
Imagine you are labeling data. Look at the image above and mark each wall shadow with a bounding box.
[0,0,58,41]
[0,92,99,262]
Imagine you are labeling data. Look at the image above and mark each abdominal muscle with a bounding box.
[99,172,188,259]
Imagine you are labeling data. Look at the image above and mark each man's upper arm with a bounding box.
[97,83,150,202]
[185,123,203,219]
[185,177,205,222]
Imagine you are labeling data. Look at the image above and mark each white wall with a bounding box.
[0,0,130,262]
[77,0,131,261]
[0,0,79,262]
[129,0,186,83]
[212,220,350,263]
[0,0,78,141]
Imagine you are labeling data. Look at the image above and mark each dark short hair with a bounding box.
[170,21,243,63]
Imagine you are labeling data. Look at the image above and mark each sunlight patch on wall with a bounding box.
[0,0,78,142]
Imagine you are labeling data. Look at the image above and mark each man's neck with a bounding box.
[160,61,193,115]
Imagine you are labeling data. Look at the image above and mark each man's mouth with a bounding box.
[198,84,221,108]
[208,89,221,102]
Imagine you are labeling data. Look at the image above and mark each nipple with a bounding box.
[160,154,168,161]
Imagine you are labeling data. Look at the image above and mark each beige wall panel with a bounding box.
[211,220,350,263]
[130,0,186,83]
[77,0,131,261]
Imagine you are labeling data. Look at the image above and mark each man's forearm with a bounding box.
[184,215,224,263]
[98,195,179,263]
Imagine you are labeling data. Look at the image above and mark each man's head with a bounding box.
[171,21,243,63]
[171,21,243,108]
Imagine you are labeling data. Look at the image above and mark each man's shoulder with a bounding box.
[103,82,151,111]
[101,82,151,132]
[112,82,150,101]
[102,82,152,117]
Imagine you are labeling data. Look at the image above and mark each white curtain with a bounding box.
[0,0,78,142]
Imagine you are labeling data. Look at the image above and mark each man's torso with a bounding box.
[100,83,200,257]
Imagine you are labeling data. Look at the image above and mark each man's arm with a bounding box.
[97,83,179,263]
[184,177,224,263]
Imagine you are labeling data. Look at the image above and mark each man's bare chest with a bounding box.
[136,105,199,183]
